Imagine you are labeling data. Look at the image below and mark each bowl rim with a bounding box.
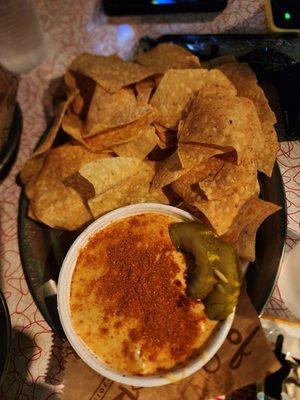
[57,203,235,387]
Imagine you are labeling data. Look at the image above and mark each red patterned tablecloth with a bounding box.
[0,1,299,398]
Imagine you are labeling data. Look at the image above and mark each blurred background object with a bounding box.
[0,0,45,74]
[103,0,228,15]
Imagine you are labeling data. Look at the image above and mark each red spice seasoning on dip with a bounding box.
[70,213,217,375]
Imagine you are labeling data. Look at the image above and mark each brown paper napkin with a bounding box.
[0,64,18,148]
[62,288,280,400]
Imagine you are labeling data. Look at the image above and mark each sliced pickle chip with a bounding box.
[169,222,218,299]
[169,222,242,321]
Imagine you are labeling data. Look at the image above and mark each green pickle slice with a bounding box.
[169,222,242,321]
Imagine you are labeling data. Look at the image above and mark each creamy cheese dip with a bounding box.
[70,213,217,375]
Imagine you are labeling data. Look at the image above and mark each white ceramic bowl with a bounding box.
[57,203,235,387]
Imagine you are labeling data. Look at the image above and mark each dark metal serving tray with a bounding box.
[18,35,289,335]
[0,103,22,181]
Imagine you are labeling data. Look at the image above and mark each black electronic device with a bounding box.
[103,0,227,15]
[265,0,300,31]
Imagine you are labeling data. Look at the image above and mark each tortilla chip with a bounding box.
[63,173,95,201]
[20,155,45,185]
[135,43,201,74]
[62,113,86,143]
[26,144,104,200]
[217,62,278,176]
[238,97,265,171]
[259,123,278,177]
[151,151,189,190]
[28,205,38,221]
[150,69,236,129]
[199,153,258,201]
[64,70,83,116]
[135,79,155,105]
[84,110,157,150]
[191,195,241,236]
[221,196,263,243]
[185,156,259,236]
[70,53,154,93]
[153,123,177,149]
[171,157,225,203]
[31,178,92,230]
[86,85,154,136]
[149,187,171,205]
[87,162,156,218]
[154,75,163,87]
[179,92,255,164]
[231,199,281,261]
[64,69,78,94]
[79,157,142,196]
[33,90,79,157]
[178,143,224,169]
[217,62,276,126]
[64,70,96,119]
[112,126,157,159]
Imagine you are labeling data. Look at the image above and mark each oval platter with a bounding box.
[0,291,11,386]
[0,103,22,181]
[18,39,287,335]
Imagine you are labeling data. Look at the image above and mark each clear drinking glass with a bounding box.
[0,0,45,74]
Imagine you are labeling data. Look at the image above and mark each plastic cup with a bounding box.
[0,0,45,74]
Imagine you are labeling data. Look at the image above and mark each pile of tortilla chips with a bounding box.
[21,43,281,261]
